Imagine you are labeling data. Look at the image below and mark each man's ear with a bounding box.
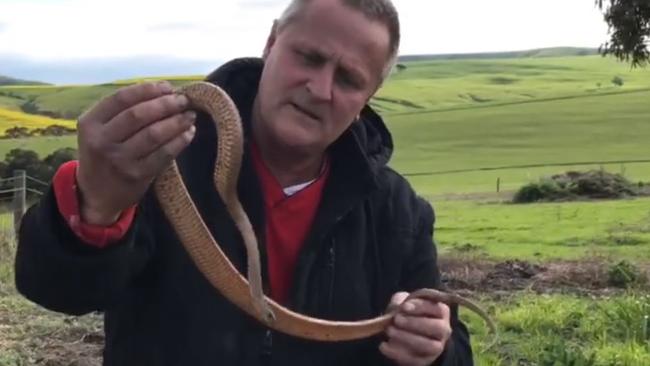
[262,20,279,59]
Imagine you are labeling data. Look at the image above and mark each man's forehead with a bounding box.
[282,4,389,56]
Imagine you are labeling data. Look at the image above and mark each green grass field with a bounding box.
[433,197,650,261]
[406,162,650,197]
[0,96,23,111]
[386,88,650,172]
[375,55,650,113]
[0,135,76,158]
[385,88,650,195]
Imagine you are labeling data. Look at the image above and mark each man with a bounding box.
[14,0,473,365]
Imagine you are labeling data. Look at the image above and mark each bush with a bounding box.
[31,124,77,137]
[513,170,639,203]
[1,147,77,182]
[43,147,77,172]
[612,76,624,86]
[608,260,645,288]
[571,170,637,198]
[513,179,570,203]
[3,126,32,139]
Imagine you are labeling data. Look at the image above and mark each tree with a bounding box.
[43,147,77,172]
[597,0,650,67]
[611,75,624,86]
[4,148,50,182]
[4,126,31,139]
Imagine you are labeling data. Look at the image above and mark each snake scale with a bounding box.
[153,81,497,344]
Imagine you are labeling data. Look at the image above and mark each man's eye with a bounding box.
[337,71,359,89]
[296,50,321,66]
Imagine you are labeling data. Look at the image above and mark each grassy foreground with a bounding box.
[466,293,650,366]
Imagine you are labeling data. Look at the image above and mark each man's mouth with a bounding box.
[290,103,320,121]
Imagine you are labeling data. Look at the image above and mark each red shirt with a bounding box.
[250,144,329,303]
[52,148,329,305]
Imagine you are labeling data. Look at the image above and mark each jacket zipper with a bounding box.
[261,329,272,360]
[327,239,336,313]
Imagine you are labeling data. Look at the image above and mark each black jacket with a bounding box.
[15,58,473,365]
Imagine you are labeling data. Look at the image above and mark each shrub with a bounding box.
[513,170,639,203]
[608,260,645,288]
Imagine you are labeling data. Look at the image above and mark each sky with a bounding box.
[0,0,612,83]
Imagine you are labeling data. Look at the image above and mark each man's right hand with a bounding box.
[75,81,197,225]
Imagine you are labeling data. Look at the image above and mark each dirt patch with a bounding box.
[0,299,103,366]
[1,331,103,366]
[25,338,102,366]
[439,256,650,296]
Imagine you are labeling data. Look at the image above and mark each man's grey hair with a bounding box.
[276,0,400,81]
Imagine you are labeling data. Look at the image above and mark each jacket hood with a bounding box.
[204,57,394,171]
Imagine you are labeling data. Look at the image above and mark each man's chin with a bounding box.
[273,129,321,153]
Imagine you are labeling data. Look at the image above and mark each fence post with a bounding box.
[13,169,26,237]
[496,177,501,193]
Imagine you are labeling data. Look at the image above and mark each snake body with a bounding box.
[153,81,497,343]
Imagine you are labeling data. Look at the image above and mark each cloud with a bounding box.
[0,53,223,84]
[0,0,610,63]
[147,22,203,32]
[238,0,286,8]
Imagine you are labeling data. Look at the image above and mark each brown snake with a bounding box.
[153,81,497,344]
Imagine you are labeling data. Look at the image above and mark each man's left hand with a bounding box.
[379,292,452,366]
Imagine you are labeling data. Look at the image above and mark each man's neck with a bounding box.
[252,127,326,189]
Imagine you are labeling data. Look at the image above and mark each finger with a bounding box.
[394,313,452,341]
[379,341,424,366]
[401,298,450,319]
[106,93,190,143]
[122,111,197,159]
[386,325,445,357]
[137,124,196,178]
[80,81,174,125]
[387,292,409,312]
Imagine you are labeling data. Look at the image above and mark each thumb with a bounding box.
[386,291,409,312]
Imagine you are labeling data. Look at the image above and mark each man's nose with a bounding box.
[306,68,333,102]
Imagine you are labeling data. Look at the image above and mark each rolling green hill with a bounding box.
[2,54,647,119]
[374,55,650,113]
[397,46,598,62]
[386,88,650,195]
[0,75,47,85]
[1,52,648,196]
[0,75,49,86]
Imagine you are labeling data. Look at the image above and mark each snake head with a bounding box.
[263,308,277,325]
[253,299,276,325]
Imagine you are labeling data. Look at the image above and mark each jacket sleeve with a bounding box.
[403,197,474,366]
[14,184,157,316]
[52,160,136,248]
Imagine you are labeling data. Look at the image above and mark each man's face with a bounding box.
[255,0,391,154]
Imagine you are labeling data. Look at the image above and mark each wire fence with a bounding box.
[0,170,46,237]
